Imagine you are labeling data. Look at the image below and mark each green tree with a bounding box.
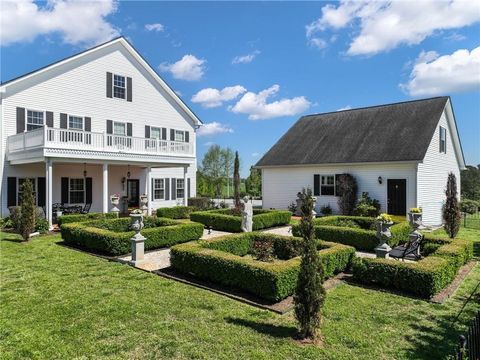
[201,145,225,197]
[222,147,235,197]
[233,151,241,209]
[196,169,215,197]
[294,188,326,340]
[245,166,262,197]
[19,179,36,241]
[443,172,461,238]
[461,165,480,201]
[337,173,357,215]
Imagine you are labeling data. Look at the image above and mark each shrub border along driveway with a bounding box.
[190,209,292,232]
[171,232,355,301]
[61,217,204,256]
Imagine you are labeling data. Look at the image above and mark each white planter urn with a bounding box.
[140,195,148,215]
[375,221,393,259]
[129,213,146,266]
[295,196,317,217]
[110,196,120,213]
[408,212,423,231]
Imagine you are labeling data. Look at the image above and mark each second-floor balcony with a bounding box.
[7,127,194,164]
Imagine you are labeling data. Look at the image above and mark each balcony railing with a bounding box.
[7,127,194,156]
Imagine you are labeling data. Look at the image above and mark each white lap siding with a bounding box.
[417,110,462,226]
[261,163,417,218]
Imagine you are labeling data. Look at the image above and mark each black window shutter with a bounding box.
[60,113,67,129]
[127,123,132,137]
[171,178,176,200]
[335,174,341,197]
[85,117,91,132]
[313,174,320,196]
[185,131,189,143]
[16,107,25,133]
[106,120,113,134]
[151,178,155,201]
[37,177,46,207]
[61,177,69,204]
[85,177,92,204]
[439,128,442,152]
[162,128,167,140]
[445,128,447,153]
[7,177,17,207]
[165,178,170,200]
[145,126,150,138]
[127,77,132,102]
[170,129,175,141]
[187,178,191,198]
[106,72,113,98]
[46,112,54,127]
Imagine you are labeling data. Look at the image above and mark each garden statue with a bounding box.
[374,213,393,259]
[110,194,120,215]
[241,196,253,232]
[129,209,146,266]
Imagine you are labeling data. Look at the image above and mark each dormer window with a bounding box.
[26,110,44,131]
[439,126,447,153]
[113,74,126,99]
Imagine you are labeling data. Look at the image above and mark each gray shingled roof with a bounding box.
[255,97,449,167]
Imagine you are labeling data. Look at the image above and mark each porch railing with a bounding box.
[7,127,194,156]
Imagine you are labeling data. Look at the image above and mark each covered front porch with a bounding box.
[7,158,193,229]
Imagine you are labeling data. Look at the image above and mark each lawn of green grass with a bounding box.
[1,231,479,360]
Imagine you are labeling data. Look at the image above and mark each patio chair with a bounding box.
[80,203,91,214]
[389,235,423,261]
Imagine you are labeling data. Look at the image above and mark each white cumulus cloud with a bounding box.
[232,50,260,64]
[306,0,480,56]
[191,85,247,108]
[159,55,206,81]
[401,46,480,96]
[197,122,234,137]
[0,0,119,47]
[145,23,164,32]
[230,85,311,120]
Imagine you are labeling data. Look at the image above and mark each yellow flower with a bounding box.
[376,213,393,222]
[409,207,422,213]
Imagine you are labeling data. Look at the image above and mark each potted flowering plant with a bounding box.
[374,213,393,258]
[408,207,422,230]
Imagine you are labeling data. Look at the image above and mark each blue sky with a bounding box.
[1,1,479,177]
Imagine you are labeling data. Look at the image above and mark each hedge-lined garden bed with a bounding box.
[58,212,118,226]
[156,206,195,219]
[61,217,203,256]
[352,236,474,298]
[170,233,355,301]
[292,215,411,251]
[189,209,292,232]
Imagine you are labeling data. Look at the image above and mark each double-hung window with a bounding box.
[175,130,185,142]
[18,178,36,205]
[153,179,165,200]
[68,116,84,130]
[150,127,162,139]
[320,175,335,196]
[69,178,85,204]
[439,126,447,153]
[176,179,185,199]
[113,74,126,99]
[113,121,126,136]
[26,110,44,131]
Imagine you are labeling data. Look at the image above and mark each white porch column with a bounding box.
[46,158,53,229]
[146,166,152,215]
[183,165,188,206]
[103,163,109,213]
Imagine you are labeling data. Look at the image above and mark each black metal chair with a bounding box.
[81,203,91,214]
[389,236,423,261]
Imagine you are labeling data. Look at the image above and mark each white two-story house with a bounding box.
[1,37,202,227]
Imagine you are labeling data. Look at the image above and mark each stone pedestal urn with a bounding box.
[374,221,393,259]
[129,213,146,266]
[408,212,423,231]
[140,195,148,215]
[110,196,120,214]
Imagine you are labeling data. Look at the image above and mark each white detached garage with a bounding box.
[255,97,465,226]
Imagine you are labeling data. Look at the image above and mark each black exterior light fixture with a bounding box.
[127,165,131,178]
[83,163,87,178]
[378,176,383,184]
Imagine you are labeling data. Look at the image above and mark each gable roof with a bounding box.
[256,96,462,167]
[0,36,202,125]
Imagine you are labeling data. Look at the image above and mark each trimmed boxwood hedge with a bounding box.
[170,232,355,301]
[61,216,204,256]
[156,206,195,219]
[189,209,292,232]
[58,212,118,226]
[292,216,411,251]
[352,236,473,298]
